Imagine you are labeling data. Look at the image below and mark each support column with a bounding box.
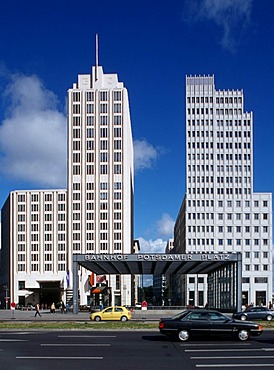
[73,257,79,314]
[236,253,242,312]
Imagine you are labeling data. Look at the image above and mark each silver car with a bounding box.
[233,306,274,321]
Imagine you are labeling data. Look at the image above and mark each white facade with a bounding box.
[1,190,67,307]
[67,65,134,306]
[174,75,272,307]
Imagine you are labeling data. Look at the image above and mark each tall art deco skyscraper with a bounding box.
[174,75,272,309]
[67,47,134,306]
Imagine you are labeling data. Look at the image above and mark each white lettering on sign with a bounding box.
[84,253,231,262]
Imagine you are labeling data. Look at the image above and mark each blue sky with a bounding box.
[0,0,274,254]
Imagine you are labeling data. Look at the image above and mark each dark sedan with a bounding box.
[232,306,274,321]
[159,309,263,342]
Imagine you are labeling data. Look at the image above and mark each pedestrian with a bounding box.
[34,303,41,317]
[61,301,65,314]
[50,302,55,314]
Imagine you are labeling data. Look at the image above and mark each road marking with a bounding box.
[181,343,251,347]
[16,356,103,360]
[196,364,274,368]
[192,355,274,359]
[186,348,269,352]
[58,335,116,338]
[41,343,110,347]
[0,339,27,342]
[0,332,32,335]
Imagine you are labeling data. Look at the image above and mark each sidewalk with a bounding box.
[0,308,180,322]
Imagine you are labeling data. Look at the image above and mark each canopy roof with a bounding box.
[73,252,241,275]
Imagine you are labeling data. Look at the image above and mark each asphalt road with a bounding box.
[1,329,274,370]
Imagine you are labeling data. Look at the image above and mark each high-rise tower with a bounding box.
[67,53,134,306]
[174,75,272,308]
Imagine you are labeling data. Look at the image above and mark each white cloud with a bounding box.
[137,237,167,253]
[184,0,253,52]
[0,73,67,188]
[156,213,175,237]
[133,138,158,172]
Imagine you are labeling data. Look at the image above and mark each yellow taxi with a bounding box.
[90,306,131,322]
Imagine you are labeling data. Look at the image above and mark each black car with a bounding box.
[232,306,274,321]
[159,309,263,342]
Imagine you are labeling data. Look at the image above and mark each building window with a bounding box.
[116,275,121,290]
[114,115,122,125]
[100,103,108,113]
[100,165,108,174]
[113,91,122,101]
[100,128,108,137]
[114,140,122,149]
[114,104,121,113]
[45,264,52,271]
[114,165,122,174]
[114,128,122,137]
[255,277,268,283]
[73,243,81,251]
[18,281,25,290]
[100,242,108,250]
[18,264,25,271]
[86,91,94,101]
[114,242,122,251]
[31,264,38,271]
[100,91,108,101]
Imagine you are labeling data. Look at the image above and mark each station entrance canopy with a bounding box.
[72,252,242,313]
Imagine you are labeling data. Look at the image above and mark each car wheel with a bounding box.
[240,314,247,321]
[266,314,273,321]
[120,316,128,322]
[94,316,101,322]
[178,330,190,342]
[238,329,250,341]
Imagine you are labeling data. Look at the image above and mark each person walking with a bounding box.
[50,302,55,314]
[34,303,41,317]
